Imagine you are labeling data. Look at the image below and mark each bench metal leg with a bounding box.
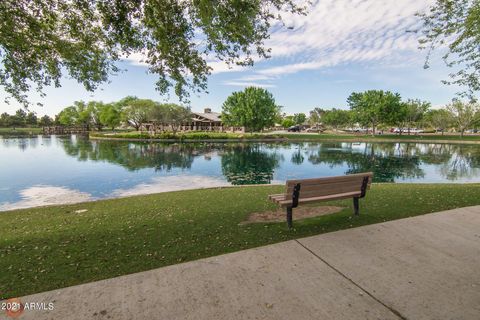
[353,197,359,215]
[286,206,293,228]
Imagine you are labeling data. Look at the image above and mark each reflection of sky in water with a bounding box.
[1,135,480,210]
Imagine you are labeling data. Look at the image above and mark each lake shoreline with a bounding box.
[89,134,480,145]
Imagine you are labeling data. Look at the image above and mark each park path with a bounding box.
[4,206,480,320]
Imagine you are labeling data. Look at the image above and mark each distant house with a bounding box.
[190,108,223,131]
[140,108,244,133]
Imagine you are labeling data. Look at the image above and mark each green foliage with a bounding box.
[38,115,54,127]
[446,99,480,136]
[321,109,351,130]
[0,0,305,107]
[309,108,325,126]
[348,90,403,133]
[398,99,431,133]
[57,106,79,126]
[425,109,453,134]
[2,183,480,298]
[25,111,37,126]
[99,104,122,130]
[118,98,155,130]
[90,131,274,140]
[281,116,295,128]
[222,87,280,132]
[418,0,480,97]
[293,113,307,125]
[166,105,192,132]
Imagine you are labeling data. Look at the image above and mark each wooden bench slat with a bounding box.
[270,196,286,202]
[286,179,366,194]
[285,179,371,199]
[285,172,373,187]
[277,191,362,207]
[268,193,285,200]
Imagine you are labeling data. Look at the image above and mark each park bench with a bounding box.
[268,172,373,228]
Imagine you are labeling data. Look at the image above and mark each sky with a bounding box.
[0,0,463,117]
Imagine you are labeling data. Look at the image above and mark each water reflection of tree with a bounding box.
[291,149,304,165]
[306,142,425,182]
[61,138,204,172]
[221,144,281,185]
[49,136,480,182]
[437,145,480,180]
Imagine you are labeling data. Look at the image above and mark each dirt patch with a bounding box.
[240,206,344,224]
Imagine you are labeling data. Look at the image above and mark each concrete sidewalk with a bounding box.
[5,206,480,320]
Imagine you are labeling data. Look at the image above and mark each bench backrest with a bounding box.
[285,172,373,200]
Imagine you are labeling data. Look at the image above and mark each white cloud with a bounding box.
[111,175,230,197]
[0,185,95,211]
[224,0,434,86]
[124,52,149,67]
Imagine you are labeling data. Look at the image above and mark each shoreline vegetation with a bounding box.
[88,131,480,145]
[1,128,480,144]
[1,183,480,299]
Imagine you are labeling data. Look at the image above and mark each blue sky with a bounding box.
[0,0,462,117]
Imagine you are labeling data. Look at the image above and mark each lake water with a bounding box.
[1,135,480,210]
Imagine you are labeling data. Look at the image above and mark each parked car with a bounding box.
[305,127,324,133]
[393,128,424,134]
[287,125,301,132]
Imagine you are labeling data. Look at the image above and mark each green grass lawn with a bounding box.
[90,130,480,144]
[2,183,480,299]
[278,133,480,142]
[0,127,43,135]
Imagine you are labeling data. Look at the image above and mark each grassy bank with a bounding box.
[2,183,480,298]
[0,127,43,135]
[89,131,480,144]
[89,131,279,140]
[280,133,480,142]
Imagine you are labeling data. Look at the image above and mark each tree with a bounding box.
[222,87,279,132]
[402,99,431,134]
[99,104,122,130]
[57,106,79,126]
[446,99,480,137]
[425,109,452,135]
[119,98,154,130]
[418,0,480,97]
[0,112,11,127]
[309,108,325,128]
[25,111,38,126]
[281,116,295,128]
[86,101,106,130]
[56,101,92,127]
[0,0,304,108]
[38,115,54,127]
[322,109,351,131]
[148,103,192,133]
[293,113,307,125]
[347,90,403,134]
[164,104,192,133]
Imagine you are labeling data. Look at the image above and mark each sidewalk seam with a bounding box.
[294,239,408,320]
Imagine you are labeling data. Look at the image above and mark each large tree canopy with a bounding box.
[221,86,279,132]
[347,90,403,134]
[418,0,480,96]
[0,0,305,107]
